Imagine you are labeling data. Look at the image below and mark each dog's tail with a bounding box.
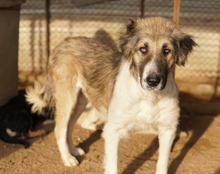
[25,76,54,116]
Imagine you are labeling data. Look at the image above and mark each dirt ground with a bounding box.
[1,82,220,174]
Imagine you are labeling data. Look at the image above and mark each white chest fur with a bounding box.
[108,61,179,135]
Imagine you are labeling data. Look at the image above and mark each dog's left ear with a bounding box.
[173,30,197,66]
[126,18,136,36]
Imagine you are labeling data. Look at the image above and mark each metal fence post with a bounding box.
[140,0,145,18]
[45,0,50,69]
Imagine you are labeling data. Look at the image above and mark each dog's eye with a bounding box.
[139,47,147,54]
[163,49,171,55]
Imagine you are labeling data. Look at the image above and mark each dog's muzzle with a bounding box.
[146,74,161,87]
[142,72,166,90]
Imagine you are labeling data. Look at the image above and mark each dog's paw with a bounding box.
[70,147,85,156]
[63,156,79,167]
[38,129,47,136]
[155,172,166,174]
[28,129,47,138]
[155,169,167,174]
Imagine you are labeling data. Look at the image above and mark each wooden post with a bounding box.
[173,0,181,76]
[173,0,181,27]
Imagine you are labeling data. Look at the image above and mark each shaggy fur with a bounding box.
[26,17,196,174]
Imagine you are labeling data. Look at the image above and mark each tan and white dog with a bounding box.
[26,17,196,174]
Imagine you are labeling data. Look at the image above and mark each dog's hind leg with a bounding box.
[67,91,88,156]
[54,82,84,167]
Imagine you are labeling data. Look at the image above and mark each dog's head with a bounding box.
[119,17,197,90]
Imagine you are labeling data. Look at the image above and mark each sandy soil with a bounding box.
[1,81,220,174]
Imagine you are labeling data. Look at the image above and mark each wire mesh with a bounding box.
[18,0,220,93]
[176,0,220,83]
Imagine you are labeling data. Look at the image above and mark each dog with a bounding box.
[25,17,196,174]
[0,92,46,148]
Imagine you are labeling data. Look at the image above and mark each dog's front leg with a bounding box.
[103,122,122,174]
[155,126,176,174]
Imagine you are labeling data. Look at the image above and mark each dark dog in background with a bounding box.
[0,92,46,148]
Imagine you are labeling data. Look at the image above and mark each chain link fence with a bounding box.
[18,0,220,96]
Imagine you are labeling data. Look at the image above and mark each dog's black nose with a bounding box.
[146,75,161,87]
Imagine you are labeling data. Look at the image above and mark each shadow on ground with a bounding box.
[121,92,220,174]
[0,88,219,173]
